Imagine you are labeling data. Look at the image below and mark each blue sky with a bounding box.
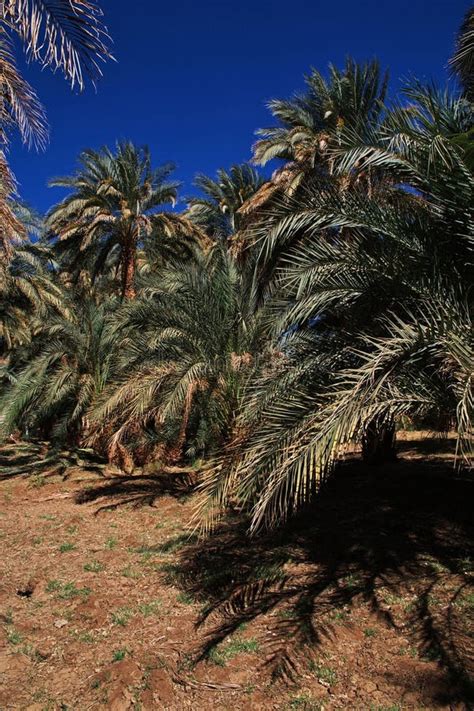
[9,0,469,214]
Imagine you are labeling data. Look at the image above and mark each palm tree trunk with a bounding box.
[362,417,397,464]
[121,240,136,300]
[168,381,198,463]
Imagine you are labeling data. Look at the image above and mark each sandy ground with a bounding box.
[0,433,472,710]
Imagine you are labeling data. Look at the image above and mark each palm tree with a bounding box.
[47,142,205,300]
[0,296,117,444]
[89,245,267,466]
[186,164,265,240]
[240,58,388,217]
[197,83,473,533]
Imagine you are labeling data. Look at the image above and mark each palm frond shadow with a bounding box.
[0,441,107,481]
[172,459,473,701]
[74,472,194,512]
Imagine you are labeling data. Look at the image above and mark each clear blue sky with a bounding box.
[9,0,470,214]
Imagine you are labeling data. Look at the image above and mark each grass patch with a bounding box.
[7,628,23,645]
[364,627,378,638]
[138,600,162,617]
[20,642,45,661]
[59,542,76,553]
[121,565,140,579]
[46,580,90,600]
[84,560,104,573]
[105,537,117,550]
[59,582,91,600]
[46,579,62,592]
[29,475,46,488]
[454,592,474,609]
[154,533,196,554]
[342,573,362,589]
[157,562,183,584]
[330,609,350,624]
[288,694,324,710]
[111,606,133,627]
[75,631,95,644]
[208,635,259,666]
[309,660,337,686]
[249,560,287,582]
[176,592,195,605]
[112,648,128,662]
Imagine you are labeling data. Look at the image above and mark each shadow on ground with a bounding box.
[75,472,193,511]
[0,441,107,481]
[166,458,474,704]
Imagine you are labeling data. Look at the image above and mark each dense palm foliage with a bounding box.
[88,246,266,465]
[0,240,64,351]
[198,83,473,531]
[0,8,472,535]
[186,164,265,240]
[0,297,117,444]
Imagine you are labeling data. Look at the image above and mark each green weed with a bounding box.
[59,542,76,553]
[309,660,337,686]
[138,600,162,617]
[111,606,133,626]
[84,560,104,573]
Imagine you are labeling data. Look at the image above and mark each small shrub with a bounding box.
[7,628,23,645]
[59,542,76,553]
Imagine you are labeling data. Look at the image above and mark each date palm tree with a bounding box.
[47,142,205,299]
[186,164,265,240]
[89,245,267,465]
[240,58,388,218]
[197,83,473,533]
[0,296,118,444]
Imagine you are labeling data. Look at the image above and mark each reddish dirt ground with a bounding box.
[0,433,472,710]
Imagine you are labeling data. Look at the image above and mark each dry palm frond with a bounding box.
[0,27,48,149]
[3,0,112,90]
[0,153,26,257]
[449,7,474,101]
